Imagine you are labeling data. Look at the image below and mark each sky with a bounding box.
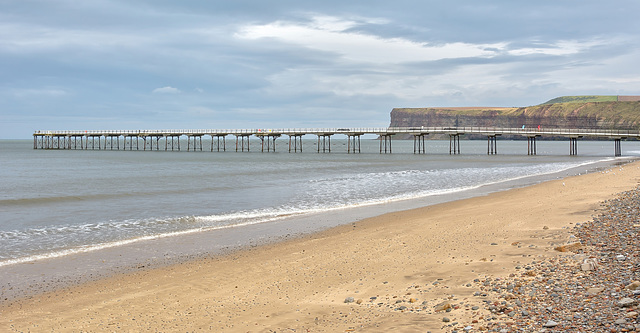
[2,1,640,138]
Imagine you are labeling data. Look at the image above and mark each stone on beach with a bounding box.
[554,242,582,252]
[618,297,638,308]
[581,258,599,271]
[626,281,640,291]
[456,181,640,332]
[434,301,452,312]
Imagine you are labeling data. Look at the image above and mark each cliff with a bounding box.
[390,96,640,138]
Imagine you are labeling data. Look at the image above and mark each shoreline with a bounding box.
[2,161,640,331]
[0,157,632,305]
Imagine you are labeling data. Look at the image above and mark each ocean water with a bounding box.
[0,138,637,268]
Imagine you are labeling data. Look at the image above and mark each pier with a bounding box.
[33,127,639,156]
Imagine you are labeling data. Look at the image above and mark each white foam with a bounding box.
[0,157,618,268]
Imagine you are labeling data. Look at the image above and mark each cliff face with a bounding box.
[390,101,640,130]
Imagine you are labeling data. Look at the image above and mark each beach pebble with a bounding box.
[581,258,598,271]
[442,317,450,322]
[626,281,640,290]
[618,298,638,308]
[454,185,640,332]
[344,297,355,303]
[586,287,604,295]
[434,301,452,312]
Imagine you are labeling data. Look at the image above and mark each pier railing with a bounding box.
[33,126,640,138]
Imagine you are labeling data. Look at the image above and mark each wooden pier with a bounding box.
[33,127,639,156]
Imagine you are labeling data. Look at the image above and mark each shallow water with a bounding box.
[0,138,637,267]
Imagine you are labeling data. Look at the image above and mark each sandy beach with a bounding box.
[2,160,640,332]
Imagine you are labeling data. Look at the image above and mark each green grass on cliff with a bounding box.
[541,96,618,104]
[393,97,640,128]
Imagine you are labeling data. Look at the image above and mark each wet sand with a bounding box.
[2,161,640,332]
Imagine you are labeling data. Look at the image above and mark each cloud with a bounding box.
[152,86,181,94]
[3,1,640,138]
[235,15,505,64]
[10,88,69,98]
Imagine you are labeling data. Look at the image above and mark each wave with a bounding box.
[0,157,616,267]
[0,185,239,207]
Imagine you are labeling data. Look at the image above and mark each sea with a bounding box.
[0,138,638,299]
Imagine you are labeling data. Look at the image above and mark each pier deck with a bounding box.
[33,126,640,156]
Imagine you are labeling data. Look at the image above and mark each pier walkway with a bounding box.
[33,127,640,156]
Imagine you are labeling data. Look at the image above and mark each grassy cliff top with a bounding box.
[542,96,618,104]
[394,96,640,119]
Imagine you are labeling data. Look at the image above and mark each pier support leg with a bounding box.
[187,136,202,151]
[379,134,392,153]
[235,135,250,152]
[487,135,498,155]
[527,136,537,155]
[288,134,303,153]
[449,134,460,154]
[569,137,578,156]
[347,134,362,153]
[615,138,622,157]
[317,135,332,153]
[260,135,278,152]
[211,135,226,152]
[413,134,427,154]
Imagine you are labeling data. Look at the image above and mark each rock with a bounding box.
[626,311,638,318]
[581,258,598,271]
[491,242,498,245]
[464,326,473,331]
[344,297,355,303]
[543,320,559,328]
[435,301,452,312]
[472,306,479,310]
[616,254,626,261]
[618,298,638,308]
[356,299,363,304]
[626,281,640,291]
[615,318,627,325]
[586,287,604,295]
[543,226,549,230]
[442,317,450,322]
[554,242,582,252]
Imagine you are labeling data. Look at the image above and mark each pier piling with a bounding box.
[288,134,303,153]
[347,134,363,153]
[449,134,461,154]
[487,135,499,155]
[379,134,393,153]
[413,134,427,154]
[527,136,538,155]
[569,137,580,156]
[317,134,332,153]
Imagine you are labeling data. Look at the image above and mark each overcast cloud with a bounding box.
[1,0,639,138]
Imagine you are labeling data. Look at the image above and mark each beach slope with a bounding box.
[2,162,640,332]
